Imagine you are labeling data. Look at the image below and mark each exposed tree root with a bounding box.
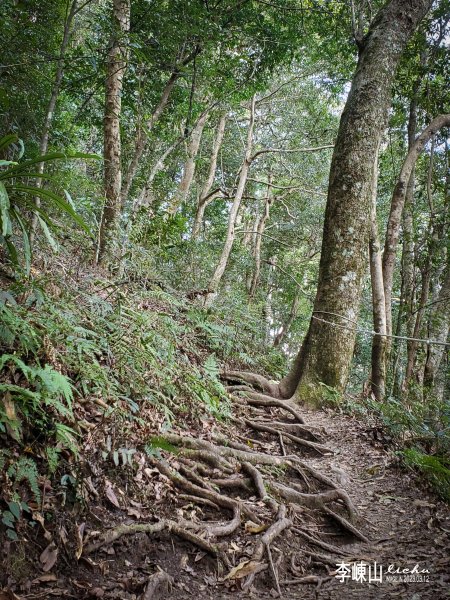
[147,455,260,523]
[270,482,356,521]
[242,461,278,512]
[235,505,292,593]
[83,519,219,556]
[237,391,306,423]
[222,370,280,398]
[251,419,325,441]
[178,494,220,511]
[291,527,351,557]
[323,506,369,543]
[115,371,369,594]
[244,418,331,454]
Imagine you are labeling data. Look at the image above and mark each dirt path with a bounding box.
[13,401,450,600]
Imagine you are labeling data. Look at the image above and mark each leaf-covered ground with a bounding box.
[2,386,449,599]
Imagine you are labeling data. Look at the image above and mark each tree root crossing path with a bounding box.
[60,372,449,599]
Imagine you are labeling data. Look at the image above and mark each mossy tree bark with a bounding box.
[279,0,433,403]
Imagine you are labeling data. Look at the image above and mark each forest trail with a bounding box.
[24,393,450,600]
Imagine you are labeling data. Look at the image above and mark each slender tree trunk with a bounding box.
[423,263,450,396]
[369,144,387,400]
[382,114,450,337]
[192,113,227,239]
[390,96,418,396]
[280,0,433,403]
[274,292,300,348]
[404,257,432,386]
[167,108,209,215]
[97,0,131,264]
[249,174,274,299]
[204,96,256,306]
[120,73,178,206]
[404,138,439,389]
[30,0,78,238]
[120,47,200,204]
[133,137,181,213]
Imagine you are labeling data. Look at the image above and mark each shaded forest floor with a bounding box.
[3,399,449,600]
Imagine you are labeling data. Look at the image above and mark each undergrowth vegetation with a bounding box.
[335,392,450,501]
[0,251,289,541]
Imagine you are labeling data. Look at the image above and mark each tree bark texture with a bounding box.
[368,144,387,400]
[97,0,131,264]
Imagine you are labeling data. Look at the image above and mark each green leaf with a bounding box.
[0,151,100,178]
[8,501,21,520]
[0,160,18,167]
[10,185,90,234]
[0,181,12,237]
[147,436,178,454]
[2,511,15,527]
[37,216,59,253]
[0,135,18,153]
[6,529,18,541]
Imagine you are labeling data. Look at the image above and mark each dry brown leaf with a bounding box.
[3,393,16,421]
[75,522,85,560]
[104,482,120,508]
[222,560,266,581]
[244,520,268,534]
[39,542,58,572]
[32,573,57,584]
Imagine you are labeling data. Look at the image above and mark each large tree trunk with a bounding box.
[97,0,131,264]
[192,113,227,239]
[204,96,256,306]
[167,108,209,215]
[382,114,450,337]
[30,0,78,238]
[279,0,433,403]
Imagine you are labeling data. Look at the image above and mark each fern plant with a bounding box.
[0,353,75,447]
